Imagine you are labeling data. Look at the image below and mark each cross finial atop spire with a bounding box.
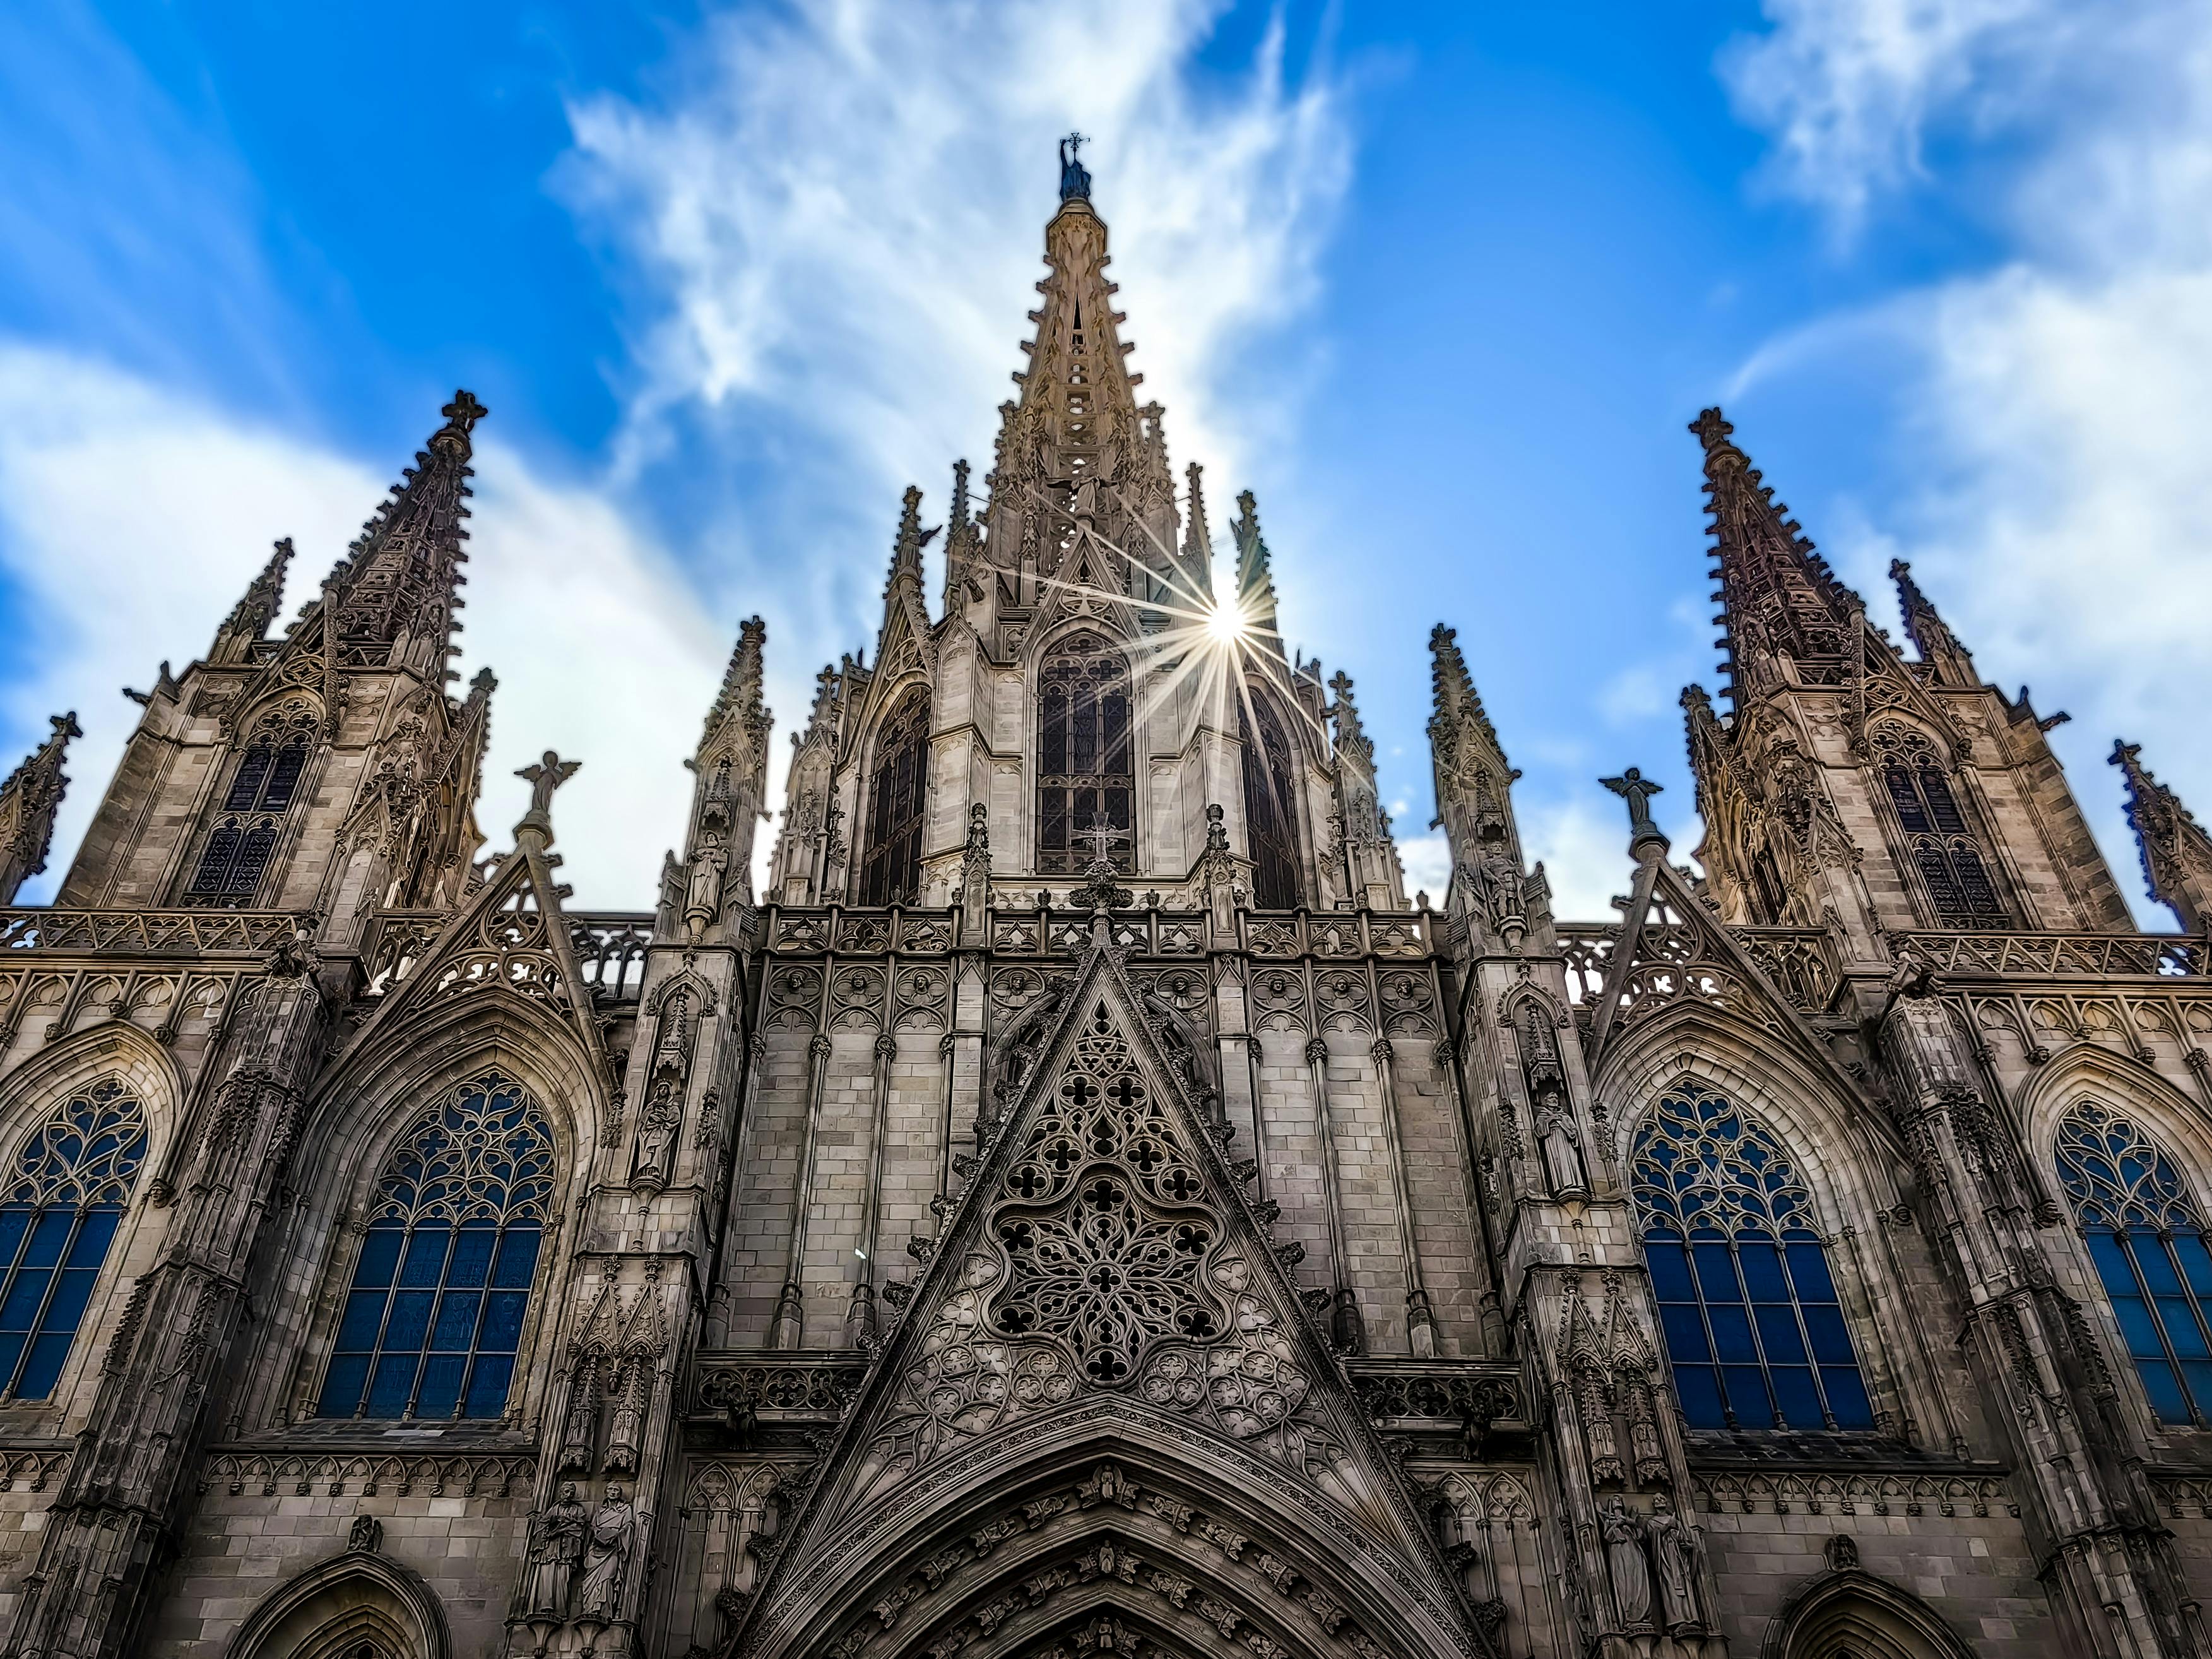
[1058,131,1092,202]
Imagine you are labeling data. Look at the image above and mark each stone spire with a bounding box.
[1182,461,1214,590]
[0,713,78,904]
[940,458,977,612]
[1231,489,1279,634]
[1328,670,1402,910]
[210,538,293,665]
[2112,740,2212,931]
[1427,625,1529,941]
[682,616,774,937]
[329,389,485,681]
[1890,558,1978,687]
[1691,407,1862,711]
[881,484,937,660]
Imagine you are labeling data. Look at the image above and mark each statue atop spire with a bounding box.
[1058,131,1092,202]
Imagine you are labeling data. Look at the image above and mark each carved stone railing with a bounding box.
[1894,930,2208,980]
[1345,1361,1524,1430]
[1555,925,1617,1008]
[1237,908,1433,961]
[692,1354,869,1418]
[764,906,959,956]
[201,1446,533,1499]
[359,909,654,1003]
[0,908,299,958]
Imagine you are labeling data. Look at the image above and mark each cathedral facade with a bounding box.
[0,150,2208,1659]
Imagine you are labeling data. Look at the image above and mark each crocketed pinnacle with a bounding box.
[702,615,771,757]
[1693,407,1862,710]
[0,713,80,903]
[211,538,293,664]
[941,460,978,611]
[1231,489,1279,631]
[1328,671,1374,769]
[1426,624,1505,763]
[1182,461,1212,578]
[2112,740,2212,931]
[1890,558,1977,685]
[331,390,485,674]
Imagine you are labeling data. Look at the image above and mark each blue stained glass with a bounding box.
[1631,1081,1876,1433]
[2059,1100,2212,1424]
[318,1075,552,1422]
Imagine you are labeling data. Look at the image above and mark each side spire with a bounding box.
[940,459,977,612]
[686,615,774,934]
[1182,460,1212,581]
[1890,558,1978,686]
[1427,625,1531,944]
[210,538,293,665]
[0,713,80,904]
[2112,740,2212,932]
[1231,489,1279,633]
[1692,407,1862,711]
[331,389,485,680]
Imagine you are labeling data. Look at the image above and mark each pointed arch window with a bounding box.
[2055,1099,2212,1424]
[1874,727,2004,928]
[1038,631,1133,875]
[0,1081,146,1400]
[1239,693,1301,910]
[184,700,316,907]
[1631,1082,1874,1431]
[317,1073,553,1422]
[858,688,930,905]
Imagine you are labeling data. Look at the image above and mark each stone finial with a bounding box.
[1601,766,1670,862]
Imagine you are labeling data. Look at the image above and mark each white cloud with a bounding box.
[1723,0,2212,923]
[0,345,721,908]
[1522,794,1652,924]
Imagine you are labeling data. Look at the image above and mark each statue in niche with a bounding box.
[1534,1075,1588,1198]
[1481,847,1525,941]
[686,834,726,942]
[523,1482,588,1615]
[1601,1497,1652,1632]
[557,1356,601,1476]
[577,1484,639,1620]
[632,1076,682,1187]
[1647,1494,1705,1632]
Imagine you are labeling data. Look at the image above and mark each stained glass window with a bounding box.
[858,688,930,906]
[1038,631,1133,876]
[2055,1099,2212,1425]
[1631,1081,1874,1431]
[317,1074,553,1422]
[1875,727,2004,928]
[185,700,316,907]
[0,1081,145,1400]
[1239,694,1300,910]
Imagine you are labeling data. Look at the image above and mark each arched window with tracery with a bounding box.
[1037,630,1133,875]
[317,1073,554,1422]
[1239,693,1301,909]
[1631,1081,1874,1430]
[184,699,316,907]
[2055,1098,2212,1425]
[0,1081,146,1400]
[858,688,930,905]
[1873,727,2004,928]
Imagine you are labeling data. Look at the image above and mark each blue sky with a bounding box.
[3,0,2208,920]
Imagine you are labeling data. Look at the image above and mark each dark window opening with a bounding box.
[858,689,930,906]
[1239,694,1301,909]
[1038,631,1133,876]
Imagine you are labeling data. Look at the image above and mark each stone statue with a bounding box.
[1602,1497,1652,1631]
[1535,1082,1587,1198]
[1647,1494,1703,1632]
[1481,847,1525,939]
[1600,766,1666,852]
[577,1483,639,1620]
[523,1481,588,1615]
[686,835,726,940]
[517,751,582,819]
[633,1078,682,1185]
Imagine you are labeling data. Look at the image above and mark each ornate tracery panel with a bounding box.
[1239,692,1300,910]
[0,1080,145,1400]
[1631,1081,1874,1430]
[184,698,316,906]
[858,687,930,905]
[2055,1098,2212,1425]
[1873,727,2004,928]
[990,999,1224,1382]
[1038,631,1133,875]
[317,1073,554,1421]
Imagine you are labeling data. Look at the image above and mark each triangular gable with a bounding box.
[324,831,608,1084]
[736,946,1490,1659]
[1585,859,1900,1154]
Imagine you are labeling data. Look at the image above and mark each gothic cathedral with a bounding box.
[0,148,2205,1659]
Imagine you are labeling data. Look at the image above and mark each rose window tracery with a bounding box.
[986,999,1226,1384]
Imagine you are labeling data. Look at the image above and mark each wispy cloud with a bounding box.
[1722,0,2212,922]
[0,346,720,907]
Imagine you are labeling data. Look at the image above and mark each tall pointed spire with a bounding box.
[2112,740,2212,931]
[881,485,937,660]
[1182,460,1212,582]
[940,458,977,612]
[1231,489,1279,632]
[1692,407,1862,711]
[1426,624,1504,765]
[1890,558,1978,686]
[701,615,769,757]
[0,713,79,904]
[331,389,485,680]
[210,538,293,665]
